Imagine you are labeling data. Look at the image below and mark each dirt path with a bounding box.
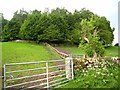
[54,47,70,55]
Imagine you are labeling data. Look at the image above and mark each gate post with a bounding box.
[46,61,49,89]
[71,57,74,79]
[65,57,74,80]
[4,64,6,90]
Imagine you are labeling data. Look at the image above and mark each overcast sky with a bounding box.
[0,0,119,45]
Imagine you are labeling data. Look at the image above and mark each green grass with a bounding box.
[62,46,119,57]
[2,42,60,65]
[2,42,118,65]
[1,41,61,77]
[105,46,119,57]
[63,46,85,55]
[1,42,63,88]
[1,42,119,88]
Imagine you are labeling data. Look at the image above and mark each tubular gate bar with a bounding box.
[3,59,74,89]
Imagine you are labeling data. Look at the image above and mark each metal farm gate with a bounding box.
[3,58,74,90]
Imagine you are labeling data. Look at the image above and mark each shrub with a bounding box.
[79,36,105,57]
[62,57,119,88]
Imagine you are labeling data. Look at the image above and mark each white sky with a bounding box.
[0,0,119,45]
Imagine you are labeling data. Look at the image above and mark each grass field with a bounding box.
[2,42,60,65]
[62,46,85,55]
[1,42,119,88]
[104,46,119,57]
[1,42,63,88]
[62,46,119,57]
[2,42,119,65]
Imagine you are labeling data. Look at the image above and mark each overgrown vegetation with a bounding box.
[62,58,119,88]
[79,36,105,57]
[79,15,106,57]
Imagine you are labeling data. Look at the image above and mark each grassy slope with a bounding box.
[63,46,85,55]
[62,46,119,57]
[2,42,60,65]
[2,42,118,65]
[1,42,119,88]
[1,42,62,87]
[105,46,118,57]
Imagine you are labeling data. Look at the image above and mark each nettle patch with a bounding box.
[62,57,119,88]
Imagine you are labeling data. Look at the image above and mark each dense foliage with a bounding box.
[2,8,114,45]
[79,36,105,57]
[2,9,28,41]
[79,15,106,57]
[62,58,119,88]
[0,13,8,41]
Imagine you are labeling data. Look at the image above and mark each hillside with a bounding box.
[54,45,119,57]
[2,42,61,65]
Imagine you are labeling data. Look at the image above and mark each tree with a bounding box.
[1,13,8,41]
[93,16,114,45]
[0,13,2,41]
[20,13,42,40]
[16,8,114,45]
[2,9,28,41]
[79,15,105,57]
[79,35,105,57]
[46,8,69,43]
[80,8,94,20]
[38,24,61,43]
[2,18,21,41]
[20,11,51,41]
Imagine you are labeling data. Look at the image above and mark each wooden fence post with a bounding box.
[65,57,74,80]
